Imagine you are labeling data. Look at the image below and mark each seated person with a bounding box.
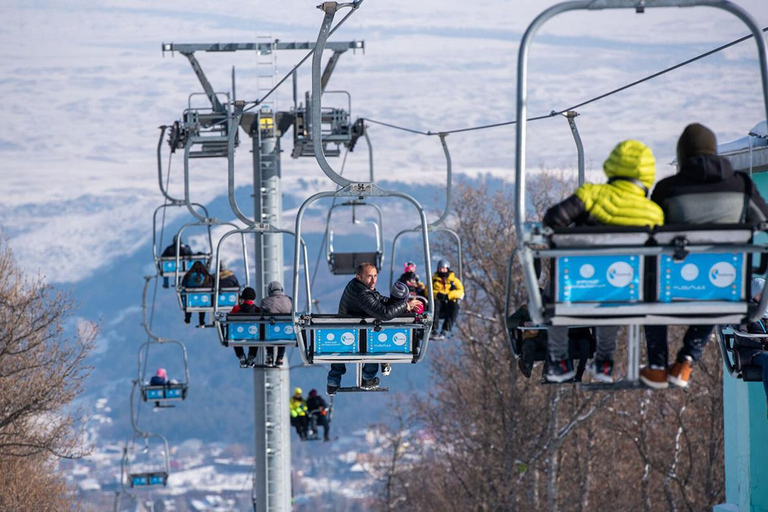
[432,259,464,339]
[735,277,768,418]
[181,260,213,326]
[161,235,192,288]
[306,389,331,441]
[507,304,593,381]
[641,123,768,390]
[149,368,168,386]
[542,140,663,383]
[260,281,293,367]
[380,281,412,377]
[397,261,428,298]
[230,287,261,368]
[218,261,240,288]
[289,387,309,441]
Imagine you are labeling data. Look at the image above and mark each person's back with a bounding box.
[651,123,768,225]
[218,261,240,288]
[149,368,168,386]
[182,261,212,288]
[260,281,292,314]
[162,235,192,258]
[543,139,664,229]
[260,281,292,366]
[230,287,261,367]
[640,123,768,390]
[542,140,663,384]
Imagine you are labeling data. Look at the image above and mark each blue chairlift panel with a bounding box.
[366,328,412,354]
[217,291,239,308]
[131,475,149,487]
[314,328,359,354]
[228,322,261,341]
[146,388,164,400]
[161,257,205,274]
[658,253,744,302]
[145,386,184,400]
[556,255,642,303]
[185,291,212,308]
[265,322,295,341]
[131,472,167,487]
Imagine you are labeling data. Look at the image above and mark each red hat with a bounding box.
[404,261,416,273]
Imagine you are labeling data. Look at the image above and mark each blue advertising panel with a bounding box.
[131,475,149,487]
[264,322,295,341]
[166,387,183,399]
[314,328,359,354]
[162,260,178,272]
[556,255,641,303]
[186,292,213,308]
[217,291,238,307]
[658,253,744,302]
[366,328,412,354]
[228,322,261,341]
[146,388,163,400]
[149,474,166,486]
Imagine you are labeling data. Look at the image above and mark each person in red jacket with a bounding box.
[230,287,262,368]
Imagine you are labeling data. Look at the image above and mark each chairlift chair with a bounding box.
[174,221,246,325]
[510,0,768,388]
[124,432,171,488]
[292,185,435,390]
[154,206,213,284]
[326,200,385,275]
[137,340,190,406]
[213,225,311,359]
[718,325,768,382]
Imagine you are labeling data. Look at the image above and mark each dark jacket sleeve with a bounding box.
[358,289,408,320]
[543,194,588,228]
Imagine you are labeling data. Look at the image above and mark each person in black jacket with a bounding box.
[306,389,331,441]
[736,277,768,418]
[161,235,192,288]
[640,123,768,390]
[327,262,419,394]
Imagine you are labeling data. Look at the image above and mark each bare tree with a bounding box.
[0,236,97,506]
[374,176,726,511]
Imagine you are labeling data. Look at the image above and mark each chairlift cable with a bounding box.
[362,26,768,137]
[244,1,365,112]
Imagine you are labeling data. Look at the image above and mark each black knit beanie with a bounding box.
[677,123,717,162]
[241,287,256,301]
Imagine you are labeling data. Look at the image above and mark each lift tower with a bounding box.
[162,39,363,511]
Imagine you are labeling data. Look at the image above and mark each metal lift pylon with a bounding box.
[162,35,364,511]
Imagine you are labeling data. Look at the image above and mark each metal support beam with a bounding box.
[181,52,226,113]
[321,50,346,92]
[163,41,364,54]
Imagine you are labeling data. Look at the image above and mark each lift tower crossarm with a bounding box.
[162,41,364,54]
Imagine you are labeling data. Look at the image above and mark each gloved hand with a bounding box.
[436,293,447,301]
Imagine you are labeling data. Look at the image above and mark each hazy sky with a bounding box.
[1,0,767,283]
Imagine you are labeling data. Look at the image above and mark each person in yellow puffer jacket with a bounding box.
[289,387,309,440]
[432,259,465,339]
[542,140,664,384]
